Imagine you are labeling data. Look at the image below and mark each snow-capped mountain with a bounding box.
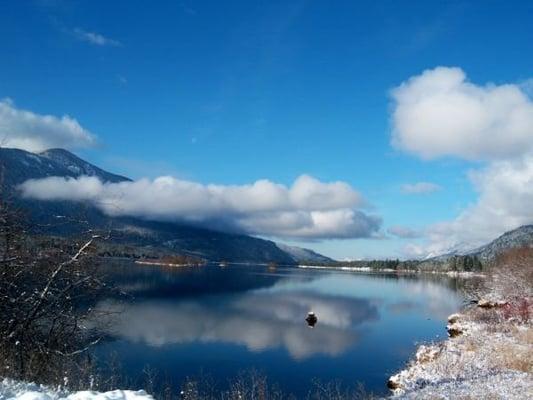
[418,225,533,270]
[39,148,130,183]
[469,225,533,262]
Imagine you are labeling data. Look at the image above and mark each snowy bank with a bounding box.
[388,310,533,399]
[388,248,533,399]
[0,379,153,400]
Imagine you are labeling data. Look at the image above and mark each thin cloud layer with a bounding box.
[387,225,421,239]
[400,182,442,194]
[73,28,122,47]
[0,99,97,152]
[391,66,533,161]
[434,157,533,254]
[19,174,381,240]
[405,156,533,258]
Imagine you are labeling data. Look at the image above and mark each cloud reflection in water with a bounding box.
[95,289,379,360]
[93,266,463,363]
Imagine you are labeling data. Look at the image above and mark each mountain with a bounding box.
[0,147,330,264]
[276,243,334,263]
[418,225,533,271]
[39,148,131,183]
[0,148,129,189]
[469,225,533,263]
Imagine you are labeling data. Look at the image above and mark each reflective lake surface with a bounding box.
[94,263,464,397]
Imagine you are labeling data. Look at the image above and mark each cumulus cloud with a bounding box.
[404,157,533,258]
[19,174,381,240]
[387,225,421,239]
[73,28,122,47]
[400,182,442,194]
[391,67,533,257]
[0,98,96,152]
[391,66,533,161]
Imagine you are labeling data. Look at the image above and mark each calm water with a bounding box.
[94,263,464,397]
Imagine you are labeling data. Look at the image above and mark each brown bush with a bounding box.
[480,247,533,323]
[489,247,533,299]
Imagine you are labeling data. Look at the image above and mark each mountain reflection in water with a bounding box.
[93,263,463,396]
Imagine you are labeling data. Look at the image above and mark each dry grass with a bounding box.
[492,341,533,373]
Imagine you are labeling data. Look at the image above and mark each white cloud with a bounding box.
[391,66,533,161]
[391,67,533,258]
[73,28,121,47]
[0,98,97,152]
[400,181,442,194]
[387,225,421,239]
[19,174,381,240]
[405,157,533,258]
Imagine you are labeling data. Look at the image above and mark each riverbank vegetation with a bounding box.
[1,371,380,400]
[299,255,484,273]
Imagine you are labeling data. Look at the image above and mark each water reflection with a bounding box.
[95,287,379,359]
[397,278,466,319]
[101,262,292,299]
[387,300,418,314]
[93,263,464,396]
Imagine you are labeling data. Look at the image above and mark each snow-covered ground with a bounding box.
[0,379,153,400]
[388,311,533,399]
[393,370,531,400]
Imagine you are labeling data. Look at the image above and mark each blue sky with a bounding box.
[2,1,533,259]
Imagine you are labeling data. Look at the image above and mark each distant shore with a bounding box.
[297,264,485,277]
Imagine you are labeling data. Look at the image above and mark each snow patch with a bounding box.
[0,379,153,400]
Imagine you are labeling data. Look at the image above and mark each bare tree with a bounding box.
[0,190,109,385]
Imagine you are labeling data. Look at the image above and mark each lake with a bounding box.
[93,263,464,397]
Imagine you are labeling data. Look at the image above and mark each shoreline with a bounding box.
[297,264,486,278]
[386,299,532,398]
[134,260,201,268]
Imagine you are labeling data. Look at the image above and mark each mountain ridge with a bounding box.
[468,224,533,262]
[417,224,533,270]
[0,147,332,264]
[275,243,334,263]
[39,148,131,183]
